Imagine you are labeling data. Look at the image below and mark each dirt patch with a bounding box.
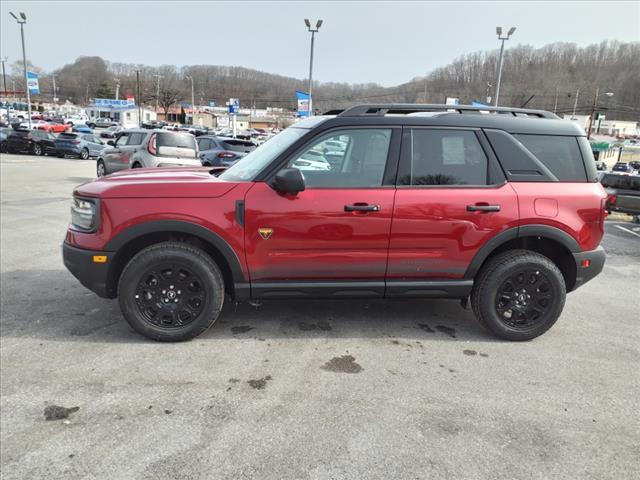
[321,355,363,374]
[299,321,332,331]
[44,405,79,421]
[247,375,273,390]
[463,349,477,356]
[436,325,457,338]
[228,378,240,383]
[418,323,435,333]
[480,353,489,357]
[231,325,254,334]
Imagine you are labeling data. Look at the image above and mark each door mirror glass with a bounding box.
[274,168,305,195]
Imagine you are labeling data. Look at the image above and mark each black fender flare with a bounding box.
[104,220,246,284]
[464,224,580,279]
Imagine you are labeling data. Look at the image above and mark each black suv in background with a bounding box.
[5,129,57,156]
[601,173,640,219]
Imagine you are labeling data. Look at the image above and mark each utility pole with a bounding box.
[553,86,559,113]
[185,75,195,124]
[114,78,120,100]
[572,89,580,118]
[153,74,163,113]
[493,26,516,107]
[586,88,614,140]
[10,12,32,129]
[304,19,323,116]
[51,73,57,104]
[1,57,7,99]
[135,70,142,127]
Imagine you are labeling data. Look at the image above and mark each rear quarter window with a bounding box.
[515,135,587,181]
[157,132,197,149]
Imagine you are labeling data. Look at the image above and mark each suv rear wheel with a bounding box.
[471,250,566,341]
[96,160,106,177]
[118,242,225,341]
[32,143,42,156]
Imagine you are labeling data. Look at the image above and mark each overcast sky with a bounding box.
[1,1,638,86]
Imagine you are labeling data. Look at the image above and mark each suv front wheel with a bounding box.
[471,250,566,341]
[118,242,225,341]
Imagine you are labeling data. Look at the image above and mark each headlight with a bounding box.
[70,197,98,232]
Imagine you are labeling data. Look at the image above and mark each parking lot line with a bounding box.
[614,224,640,238]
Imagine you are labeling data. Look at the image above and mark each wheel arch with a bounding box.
[465,225,580,292]
[104,220,248,300]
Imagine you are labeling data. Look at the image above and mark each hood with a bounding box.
[74,167,238,199]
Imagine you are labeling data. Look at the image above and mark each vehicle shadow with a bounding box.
[0,269,496,344]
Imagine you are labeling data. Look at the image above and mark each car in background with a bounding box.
[41,121,69,134]
[612,162,634,174]
[594,158,607,171]
[629,160,640,172]
[87,118,117,129]
[64,115,90,126]
[55,132,105,159]
[96,129,200,177]
[196,135,256,166]
[0,126,13,152]
[99,126,123,139]
[5,128,57,156]
[601,172,640,220]
[72,124,94,134]
[142,120,167,130]
[292,149,331,171]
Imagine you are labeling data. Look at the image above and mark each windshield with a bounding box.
[219,127,307,181]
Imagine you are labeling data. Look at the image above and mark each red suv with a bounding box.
[63,104,607,342]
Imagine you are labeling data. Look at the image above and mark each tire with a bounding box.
[57,153,64,158]
[32,143,43,156]
[118,242,225,342]
[80,148,89,160]
[471,250,566,341]
[132,162,142,169]
[96,159,106,177]
[0,141,7,153]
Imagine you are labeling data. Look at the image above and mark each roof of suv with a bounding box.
[309,104,585,136]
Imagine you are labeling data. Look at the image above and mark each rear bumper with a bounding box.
[56,146,81,155]
[62,242,115,298]
[571,246,606,291]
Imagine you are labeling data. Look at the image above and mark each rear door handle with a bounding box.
[345,203,380,212]
[467,204,501,212]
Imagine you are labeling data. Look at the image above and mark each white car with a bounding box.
[292,150,331,171]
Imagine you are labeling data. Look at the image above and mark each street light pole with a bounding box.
[10,12,32,129]
[304,19,323,116]
[493,26,516,107]
[114,78,120,100]
[135,70,141,127]
[586,88,614,139]
[52,73,57,105]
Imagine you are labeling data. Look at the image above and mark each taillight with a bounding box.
[217,152,235,158]
[148,134,157,155]
[607,195,617,206]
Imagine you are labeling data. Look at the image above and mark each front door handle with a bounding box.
[467,204,501,212]
[345,203,380,212]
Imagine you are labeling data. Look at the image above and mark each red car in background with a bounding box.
[37,121,69,134]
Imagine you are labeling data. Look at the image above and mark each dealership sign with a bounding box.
[92,98,136,109]
[27,71,39,95]
[296,91,310,117]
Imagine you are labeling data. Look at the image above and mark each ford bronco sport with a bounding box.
[63,104,607,342]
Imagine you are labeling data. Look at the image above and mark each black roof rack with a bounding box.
[337,104,559,119]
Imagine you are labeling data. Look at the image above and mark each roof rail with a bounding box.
[338,104,559,119]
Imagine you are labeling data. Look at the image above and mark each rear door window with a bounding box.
[515,135,587,181]
[157,132,197,150]
[399,129,489,185]
[126,133,146,146]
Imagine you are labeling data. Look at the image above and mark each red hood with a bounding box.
[74,167,239,199]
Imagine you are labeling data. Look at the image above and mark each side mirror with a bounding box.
[107,140,115,146]
[274,168,305,196]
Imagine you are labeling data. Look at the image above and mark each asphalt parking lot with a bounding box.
[1,153,639,480]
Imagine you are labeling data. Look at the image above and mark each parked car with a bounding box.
[72,124,94,134]
[96,129,200,177]
[629,160,640,172]
[5,128,57,156]
[100,126,123,139]
[64,115,90,126]
[40,121,69,134]
[63,104,607,342]
[197,135,256,166]
[292,149,332,171]
[601,172,640,219]
[612,162,633,174]
[87,118,118,129]
[55,132,105,159]
[0,126,13,152]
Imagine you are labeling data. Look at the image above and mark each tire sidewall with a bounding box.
[97,160,106,177]
[475,256,565,341]
[118,245,224,341]
[81,148,89,159]
[33,143,42,156]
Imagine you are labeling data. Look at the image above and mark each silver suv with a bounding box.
[96,129,200,177]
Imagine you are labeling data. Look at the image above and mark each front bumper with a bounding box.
[571,246,606,291]
[62,242,115,298]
